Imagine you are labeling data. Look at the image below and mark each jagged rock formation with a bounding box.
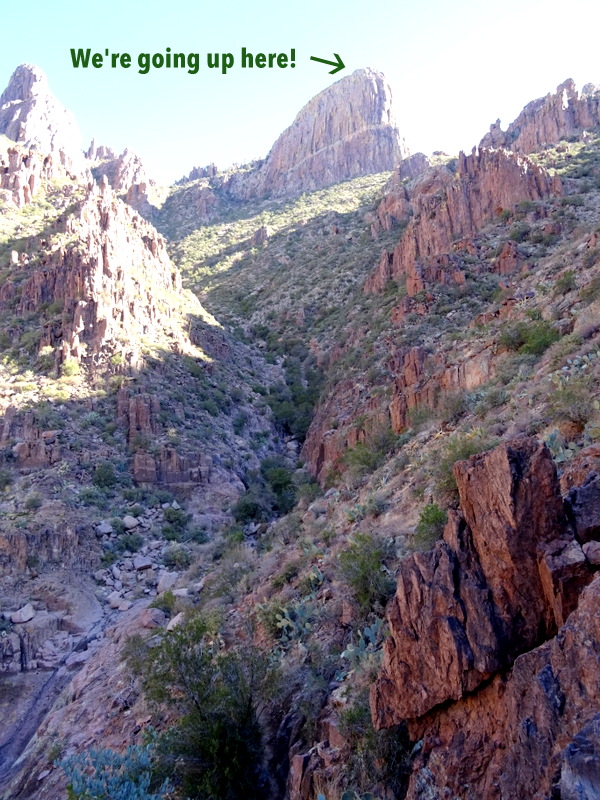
[480,79,600,154]
[0,64,84,172]
[364,147,561,294]
[87,145,164,218]
[0,179,183,369]
[225,68,407,199]
[367,437,599,799]
[0,137,72,208]
[177,163,218,183]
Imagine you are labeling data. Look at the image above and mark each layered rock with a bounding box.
[480,79,600,154]
[0,64,84,172]
[368,436,600,799]
[88,147,164,217]
[404,576,600,800]
[0,179,184,368]
[388,343,495,432]
[0,138,71,208]
[226,68,406,199]
[364,147,560,294]
[371,437,586,726]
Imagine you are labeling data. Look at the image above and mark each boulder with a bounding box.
[139,608,166,629]
[11,603,35,624]
[157,571,178,594]
[133,555,153,571]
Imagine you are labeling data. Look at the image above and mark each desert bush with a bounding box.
[338,533,395,613]
[163,546,192,570]
[554,269,577,295]
[92,461,117,488]
[414,503,448,549]
[549,375,599,427]
[498,320,559,356]
[0,468,12,491]
[114,533,143,554]
[126,615,280,800]
[342,426,398,479]
[509,223,531,242]
[336,687,410,798]
[24,493,42,511]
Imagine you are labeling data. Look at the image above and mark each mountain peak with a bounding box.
[226,66,407,199]
[0,63,83,170]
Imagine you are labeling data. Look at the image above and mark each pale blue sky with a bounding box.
[1,0,598,183]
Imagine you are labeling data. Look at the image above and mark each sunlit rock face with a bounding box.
[0,63,84,172]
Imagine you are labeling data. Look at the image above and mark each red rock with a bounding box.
[364,148,560,295]
[371,437,591,728]
[480,79,600,154]
[494,240,522,275]
[403,576,600,800]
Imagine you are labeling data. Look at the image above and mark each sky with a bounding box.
[0,0,599,184]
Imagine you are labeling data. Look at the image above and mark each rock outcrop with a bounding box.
[0,138,72,208]
[480,79,600,154]
[369,436,599,799]
[0,179,184,368]
[364,147,560,294]
[226,68,407,199]
[0,64,84,172]
[88,146,164,218]
[403,576,600,800]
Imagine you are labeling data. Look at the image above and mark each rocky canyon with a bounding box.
[1,62,600,800]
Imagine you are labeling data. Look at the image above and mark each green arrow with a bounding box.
[310,53,345,75]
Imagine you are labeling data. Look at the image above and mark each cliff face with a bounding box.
[226,68,406,199]
[364,147,561,295]
[0,178,181,369]
[370,437,600,800]
[480,79,600,154]
[0,138,71,208]
[0,64,84,172]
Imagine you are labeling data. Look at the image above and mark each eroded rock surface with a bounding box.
[0,64,84,172]
[480,79,600,154]
[226,68,406,199]
[364,147,560,295]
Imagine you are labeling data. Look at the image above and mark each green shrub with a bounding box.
[163,546,192,570]
[233,490,270,523]
[114,533,143,554]
[92,461,117,488]
[342,426,398,479]
[554,269,577,295]
[126,615,281,800]
[337,687,410,797]
[549,375,599,427]
[62,358,80,376]
[509,223,531,242]
[149,589,176,616]
[24,493,42,511]
[498,320,559,356]
[437,390,469,424]
[414,503,448,550]
[0,469,12,491]
[580,274,600,303]
[338,533,395,613]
